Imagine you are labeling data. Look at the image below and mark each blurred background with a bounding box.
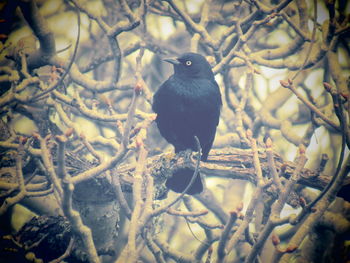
[0,0,349,262]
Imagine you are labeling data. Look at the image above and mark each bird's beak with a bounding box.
[164,58,180,65]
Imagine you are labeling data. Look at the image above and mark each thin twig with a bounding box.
[280,80,340,131]
[56,135,100,263]
[29,0,81,102]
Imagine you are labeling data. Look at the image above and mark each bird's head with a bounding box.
[164,52,215,80]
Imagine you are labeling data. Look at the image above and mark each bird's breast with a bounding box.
[169,77,219,104]
[153,75,221,120]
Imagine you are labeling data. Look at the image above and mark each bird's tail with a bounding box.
[165,168,203,195]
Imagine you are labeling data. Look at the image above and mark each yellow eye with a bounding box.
[185,60,192,66]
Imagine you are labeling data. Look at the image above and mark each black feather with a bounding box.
[153,52,222,194]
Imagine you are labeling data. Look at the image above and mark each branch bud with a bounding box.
[298,144,306,155]
[55,135,67,143]
[265,137,272,148]
[135,80,144,95]
[19,136,28,145]
[237,202,244,212]
[246,129,252,139]
[32,132,40,140]
[323,82,333,92]
[65,127,74,137]
[271,234,280,246]
[280,80,289,88]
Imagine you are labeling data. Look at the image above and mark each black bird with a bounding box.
[152,52,222,195]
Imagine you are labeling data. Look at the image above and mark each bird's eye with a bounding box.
[185,60,192,66]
